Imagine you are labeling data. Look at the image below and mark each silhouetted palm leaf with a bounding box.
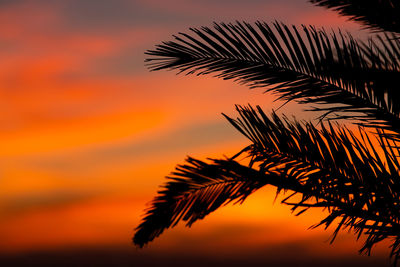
[133,156,281,248]
[146,22,400,139]
[134,105,400,264]
[226,106,400,260]
[310,0,400,34]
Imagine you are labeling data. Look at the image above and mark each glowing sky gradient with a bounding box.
[0,0,390,266]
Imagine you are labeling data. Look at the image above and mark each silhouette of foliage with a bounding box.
[146,22,400,138]
[135,1,400,265]
[135,105,400,263]
[310,0,400,34]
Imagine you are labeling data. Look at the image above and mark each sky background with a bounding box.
[0,0,391,266]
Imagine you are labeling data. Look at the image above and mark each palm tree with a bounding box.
[134,0,400,265]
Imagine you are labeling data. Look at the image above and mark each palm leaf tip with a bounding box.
[133,157,271,247]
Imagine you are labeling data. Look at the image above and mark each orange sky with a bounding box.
[0,1,391,266]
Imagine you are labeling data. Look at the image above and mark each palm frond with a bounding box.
[309,0,400,34]
[146,22,400,138]
[134,105,400,263]
[133,157,284,248]
[227,105,400,263]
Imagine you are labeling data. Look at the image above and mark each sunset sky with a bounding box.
[0,0,391,266]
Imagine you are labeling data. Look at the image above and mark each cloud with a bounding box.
[19,118,243,174]
[1,191,100,215]
[0,0,24,7]
[53,0,194,32]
